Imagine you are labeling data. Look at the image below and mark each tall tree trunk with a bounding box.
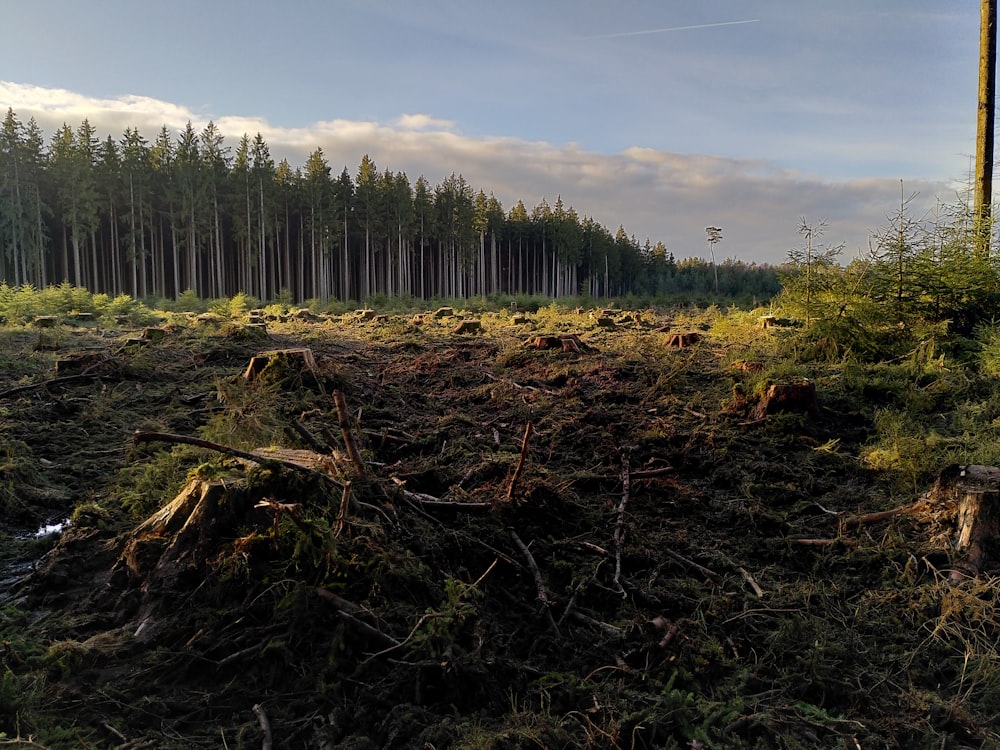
[976,0,997,248]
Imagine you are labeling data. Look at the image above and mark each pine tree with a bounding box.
[200,121,230,298]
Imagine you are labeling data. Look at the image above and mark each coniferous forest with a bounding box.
[0,109,780,305]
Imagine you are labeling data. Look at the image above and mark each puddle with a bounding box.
[34,520,67,537]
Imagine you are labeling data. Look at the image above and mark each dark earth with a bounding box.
[1,304,997,749]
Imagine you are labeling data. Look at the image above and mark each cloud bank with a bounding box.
[1,81,955,266]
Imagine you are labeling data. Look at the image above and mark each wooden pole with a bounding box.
[975,0,997,248]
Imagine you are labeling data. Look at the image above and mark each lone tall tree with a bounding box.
[705,226,722,294]
[975,0,997,247]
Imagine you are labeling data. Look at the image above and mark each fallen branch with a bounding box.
[335,480,353,537]
[839,504,915,528]
[252,703,273,750]
[363,559,499,664]
[333,390,368,480]
[509,528,561,637]
[390,481,491,510]
[568,609,623,636]
[288,417,330,453]
[791,538,859,547]
[132,431,344,489]
[506,421,534,500]
[0,738,52,749]
[612,452,631,597]
[362,427,417,446]
[0,372,102,400]
[737,566,765,598]
[315,588,400,649]
[630,466,674,479]
[664,548,720,583]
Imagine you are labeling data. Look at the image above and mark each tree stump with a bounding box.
[665,332,701,348]
[55,350,115,376]
[33,315,59,328]
[560,334,590,353]
[750,380,819,420]
[453,319,483,334]
[526,336,562,350]
[243,348,323,391]
[932,465,1000,577]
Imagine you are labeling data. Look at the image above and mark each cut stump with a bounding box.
[55,350,115,376]
[665,332,701,348]
[750,380,819,420]
[453,319,483,335]
[928,465,1000,577]
[243,348,323,392]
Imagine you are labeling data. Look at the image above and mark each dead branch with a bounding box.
[216,644,261,669]
[288,417,330,453]
[132,431,344,489]
[255,498,313,537]
[335,480,353,537]
[839,504,915,528]
[314,588,400,649]
[568,609,624,636]
[738,566,765,598]
[791,538,859,547]
[508,529,561,637]
[506,421,534,500]
[657,623,680,650]
[362,427,417,446]
[0,372,102,400]
[252,703,273,750]
[103,723,128,744]
[664,548,720,583]
[333,390,368,480]
[364,559,500,664]
[630,466,674,479]
[612,452,631,596]
[0,737,52,749]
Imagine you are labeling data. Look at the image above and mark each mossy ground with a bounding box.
[0,305,998,749]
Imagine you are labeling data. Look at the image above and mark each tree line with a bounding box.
[0,109,779,304]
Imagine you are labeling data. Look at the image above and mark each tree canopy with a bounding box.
[0,110,777,304]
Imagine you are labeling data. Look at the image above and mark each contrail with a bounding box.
[582,19,760,40]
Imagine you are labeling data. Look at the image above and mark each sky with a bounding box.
[0,0,981,266]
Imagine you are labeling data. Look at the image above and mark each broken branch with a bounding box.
[252,703,273,750]
[509,528,561,637]
[506,421,533,500]
[612,452,631,596]
[333,390,368,480]
[132,431,344,489]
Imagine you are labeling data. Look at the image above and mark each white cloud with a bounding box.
[394,114,457,132]
[0,80,954,265]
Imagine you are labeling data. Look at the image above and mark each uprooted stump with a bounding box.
[750,380,819,420]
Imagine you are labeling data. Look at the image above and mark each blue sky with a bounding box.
[0,0,980,265]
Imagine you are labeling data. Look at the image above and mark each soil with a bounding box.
[0,307,997,749]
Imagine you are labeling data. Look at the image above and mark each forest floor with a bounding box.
[1,303,998,749]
